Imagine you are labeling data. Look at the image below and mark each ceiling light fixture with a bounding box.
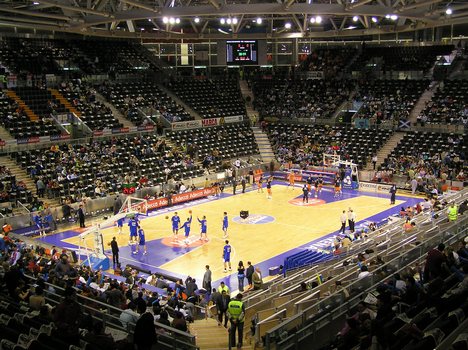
[175,18,180,24]
[232,17,238,24]
[285,22,292,29]
[194,17,200,23]
[371,17,378,23]
[353,16,359,22]
[315,15,322,24]
[256,17,262,24]
[220,18,226,24]
[162,17,169,24]
[446,8,453,15]
[390,14,398,20]
[226,18,232,24]
[169,17,175,24]
[310,17,316,24]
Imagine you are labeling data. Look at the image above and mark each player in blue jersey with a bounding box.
[116,217,124,234]
[171,212,181,242]
[133,225,147,255]
[198,215,208,241]
[222,212,229,238]
[128,216,138,244]
[34,212,45,236]
[180,214,193,245]
[223,240,232,272]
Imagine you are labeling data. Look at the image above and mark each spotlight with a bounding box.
[371,17,378,23]
[310,17,316,24]
[232,17,238,24]
[445,8,452,15]
[169,17,175,24]
[353,15,359,22]
[148,18,152,22]
[194,17,200,23]
[315,15,322,24]
[226,18,232,24]
[162,16,169,24]
[220,18,226,24]
[285,22,292,29]
[175,18,180,24]
[390,14,398,20]
[256,17,262,24]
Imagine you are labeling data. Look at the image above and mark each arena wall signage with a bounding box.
[146,187,216,209]
[171,116,243,130]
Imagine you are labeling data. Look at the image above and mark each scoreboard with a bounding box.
[226,40,258,64]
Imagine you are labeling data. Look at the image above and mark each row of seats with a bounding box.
[168,79,246,119]
[299,47,357,76]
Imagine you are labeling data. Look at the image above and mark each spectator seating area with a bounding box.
[381,131,466,181]
[418,80,468,126]
[0,91,62,139]
[351,45,454,72]
[267,123,392,169]
[10,134,205,202]
[169,79,246,119]
[57,83,123,131]
[252,78,353,120]
[0,237,197,350]
[299,47,358,76]
[355,80,430,123]
[166,122,259,172]
[100,81,193,124]
[240,190,467,349]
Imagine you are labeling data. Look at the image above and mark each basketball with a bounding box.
[189,210,192,214]
[165,216,169,219]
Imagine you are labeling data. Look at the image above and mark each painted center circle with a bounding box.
[161,237,207,247]
[289,198,326,206]
[232,214,275,224]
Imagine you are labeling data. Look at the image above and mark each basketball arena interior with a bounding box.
[0,0,467,349]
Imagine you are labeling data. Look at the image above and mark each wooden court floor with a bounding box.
[62,184,411,287]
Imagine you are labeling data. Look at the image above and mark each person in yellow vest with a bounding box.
[447,203,458,222]
[217,281,230,294]
[227,293,245,349]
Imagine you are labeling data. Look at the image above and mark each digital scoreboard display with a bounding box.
[226,40,258,65]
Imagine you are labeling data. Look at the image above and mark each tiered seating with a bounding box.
[381,131,466,177]
[252,78,353,119]
[283,251,332,272]
[300,47,357,75]
[419,80,468,125]
[11,135,204,200]
[0,91,62,139]
[0,37,73,74]
[166,123,259,171]
[169,79,246,119]
[351,45,454,71]
[71,40,154,74]
[355,80,429,122]
[101,81,192,124]
[57,85,122,131]
[267,123,392,169]
[13,87,67,117]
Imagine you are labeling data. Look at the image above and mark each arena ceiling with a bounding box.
[0,0,467,39]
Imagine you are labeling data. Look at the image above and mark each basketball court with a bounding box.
[37,181,422,291]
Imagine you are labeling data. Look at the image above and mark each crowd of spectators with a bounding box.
[299,47,357,77]
[252,78,353,120]
[417,80,468,126]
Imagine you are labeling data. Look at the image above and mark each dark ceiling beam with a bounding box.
[39,0,114,17]
[0,6,72,21]
[347,0,374,10]
[120,0,160,13]
[396,0,444,13]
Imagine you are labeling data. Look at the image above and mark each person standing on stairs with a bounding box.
[372,155,378,170]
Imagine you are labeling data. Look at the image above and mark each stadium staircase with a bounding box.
[158,84,202,120]
[4,90,39,121]
[0,155,61,210]
[252,126,275,162]
[239,80,257,121]
[365,131,406,170]
[94,91,134,128]
[408,82,438,126]
[0,125,13,142]
[47,88,82,117]
[191,318,254,350]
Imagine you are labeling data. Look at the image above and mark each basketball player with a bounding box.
[198,215,208,241]
[223,240,232,272]
[133,225,147,255]
[334,177,342,198]
[180,214,193,245]
[34,213,46,236]
[266,177,273,199]
[171,212,181,241]
[287,171,295,190]
[257,176,264,193]
[116,217,124,234]
[306,175,313,193]
[128,215,138,244]
[222,212,229,239]
[302,184,309,203]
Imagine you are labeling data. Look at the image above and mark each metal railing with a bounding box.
[22,274,199,350]
[263,189,468,349]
